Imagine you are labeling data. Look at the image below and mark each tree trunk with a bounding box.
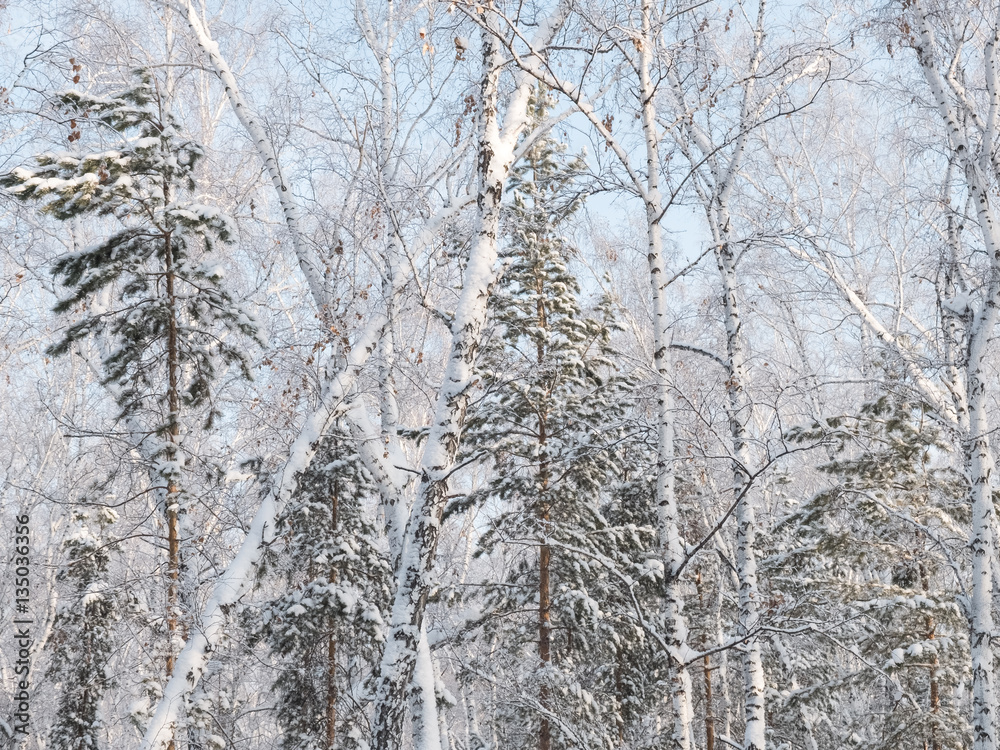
[326,489,339,750]
[714,228,766,750]
[538,453,552,750]
[163,221,182,750]
[965,375,997,750]
[910,11,1000,745]
[536,241,553,750]
[920,563,939,750]
[697,570,715,750]
[638,2,694,744]
[371,18,509,750]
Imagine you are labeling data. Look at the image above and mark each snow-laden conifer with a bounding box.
[773,393,971,749]
[48,506,119,750]
[3,69,262,748]
[250,427,391,750]
[458,86,651,750]
[2,70,260,422]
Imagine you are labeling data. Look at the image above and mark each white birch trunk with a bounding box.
[714,230,765,750]
[413,625,443,750]
[181,0,329,315]
[910,9,1000,746]
[637,2,694,744]
[671,6,775,742]
[370,20,508,748]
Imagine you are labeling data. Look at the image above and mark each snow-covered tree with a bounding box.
[3,70,259,421]
[6,3,1000,750]
[773,391,971,749]
[251,427,390,750]
[47,505,119,750]
[2,68,260,747]
[457,86,651,750]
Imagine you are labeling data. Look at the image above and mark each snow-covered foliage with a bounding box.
[2,70,260,425]
[773,390,971,748]
[249,428,390,750]
[48,507,119,750]
[453,88,656,750]
[6,2,1000,750]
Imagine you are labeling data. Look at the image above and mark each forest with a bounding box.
[2,0,999,748]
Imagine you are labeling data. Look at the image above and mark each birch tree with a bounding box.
[661,4,829,745]
[756,4,1000,745]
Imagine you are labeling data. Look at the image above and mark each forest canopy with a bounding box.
[0,1,997,750]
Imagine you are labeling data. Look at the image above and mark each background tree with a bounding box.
[774,388,971,749]
[48,504,119,750]
[252,427,390,750]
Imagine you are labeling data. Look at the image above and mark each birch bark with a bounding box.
[910,12,1000,745]
[637,1,695,744]
[370,17,508,749]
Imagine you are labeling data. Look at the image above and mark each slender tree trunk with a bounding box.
[371,19,509,750]
[163,222,182,750]
[966,374,997,750]
[688,8,768,742]
[919,563,939,750]
[535,251,553,750]
[697,570,715,750]
[538,447,552,750]
[910,11,1000,743]
[326,489,339,750]
[704,656,715,750]
[159,35,182,748]
[637,2,694,747]
[714,227,766,750]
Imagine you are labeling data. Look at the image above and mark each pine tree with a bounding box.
[3,69,260,747]
[48,506,119,750]
[457,87,650,750]
[3,70,259,421]
[771,393,971,749]
[251,427,391,750]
